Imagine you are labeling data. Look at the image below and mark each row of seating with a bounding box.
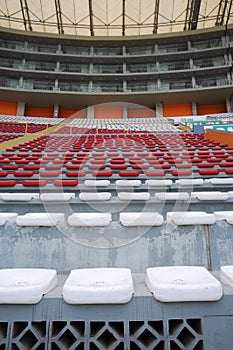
[0,178,232,189]
[1,211,232,226]
[0,190,232,202]
[0,123,52,133]
[0,265,233,304]
[0,114,62,125]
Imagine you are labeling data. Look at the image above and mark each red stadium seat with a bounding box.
[66,164,84,170]
[219,162,233,167]
[2,165,19,170]
[197,169,220,175]
[14,171,34,177]
[88,164,106,170]
[145,170,166,177]
[23,166,40,171]
[23,180,49,187]
[119,171,140,177]
[197,163,215,168]
[40,171,61,177]
[0,180,17,186]
[54,180,79,186]
[0,172,8,177]
[92,171,113,177]
[132,164,150,169]
[170,170,192,176]
[110,164,128,170]
[66,171,86,177]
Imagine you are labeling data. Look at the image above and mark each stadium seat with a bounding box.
[116,179,141,187]
[146,266,222,302]
[191,191,228,201]
[119,171,140,177]
[79,192,111,201]
[0,193,39,201]
[0,213,18,225]
[53,180,79,187]
[167,211,215,225]
[213,211,233,224]
[220,266,233,288]
[40,193,75,201]
[68,213,111,226]
[155,192,189,201]
[120,212,163,226]
[16,213,64,226]
[0,269,57,304]
[62,268,134,304]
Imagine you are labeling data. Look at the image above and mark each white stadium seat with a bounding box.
[146,266,222,302]
[63,268,134,304]
[0,268,57,304]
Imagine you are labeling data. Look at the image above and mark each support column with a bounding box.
[192,101,197,116]
[87,105,95,119]
[123,104,128,120]
[17,101,25,116]
[156,102,163,117]
[226,97,232,113]
[53,104,59,118]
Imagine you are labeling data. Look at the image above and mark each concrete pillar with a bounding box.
[226,96,232,113]
[53,104,59,118]
[192,101,197,116]
[123,104,128,120]
[17,101,25,116]
[87,105,95,119]
[156,102,163,117]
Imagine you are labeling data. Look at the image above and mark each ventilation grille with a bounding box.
[0,319,203,350]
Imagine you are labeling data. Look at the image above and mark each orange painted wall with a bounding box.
[205,129,233,147]
[59,109,87,119]
[163,103,192,117]
[0,101,17,115]
[128,108,156,119]
[95,106,123,119]
[197,103,226,115]
[25,107,54,118]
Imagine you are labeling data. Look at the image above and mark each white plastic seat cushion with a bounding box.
[176,179,203,186]
[116,180,141,187]
[191,191,228,201]
[79,192,111,201]
[205,178,233,185]
[220,266,233,288]
[0,193,39,201]
[68,213,111,227]
[167,211,215,225]
[63,268,134,304]
[155,192,189,201]
[16,213,64,226]
[213,211,233,224]
[146,266,222,302]
[146,180,172,187]
[40,193,75,201]
[0,213,18,226]
[120,212,163,227]
[118,192,150,201]
[84,180,110,187]
[0,268,57,304]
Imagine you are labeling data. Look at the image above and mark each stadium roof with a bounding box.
[0,0,232,37]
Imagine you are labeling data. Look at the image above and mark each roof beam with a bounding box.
[216,0,233,26]
[54,0,64,34]
[19,0,32,31]
[88,0,94,36]
[153,0,160,34]
[122,0,126,36]
[184,0,201,31]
